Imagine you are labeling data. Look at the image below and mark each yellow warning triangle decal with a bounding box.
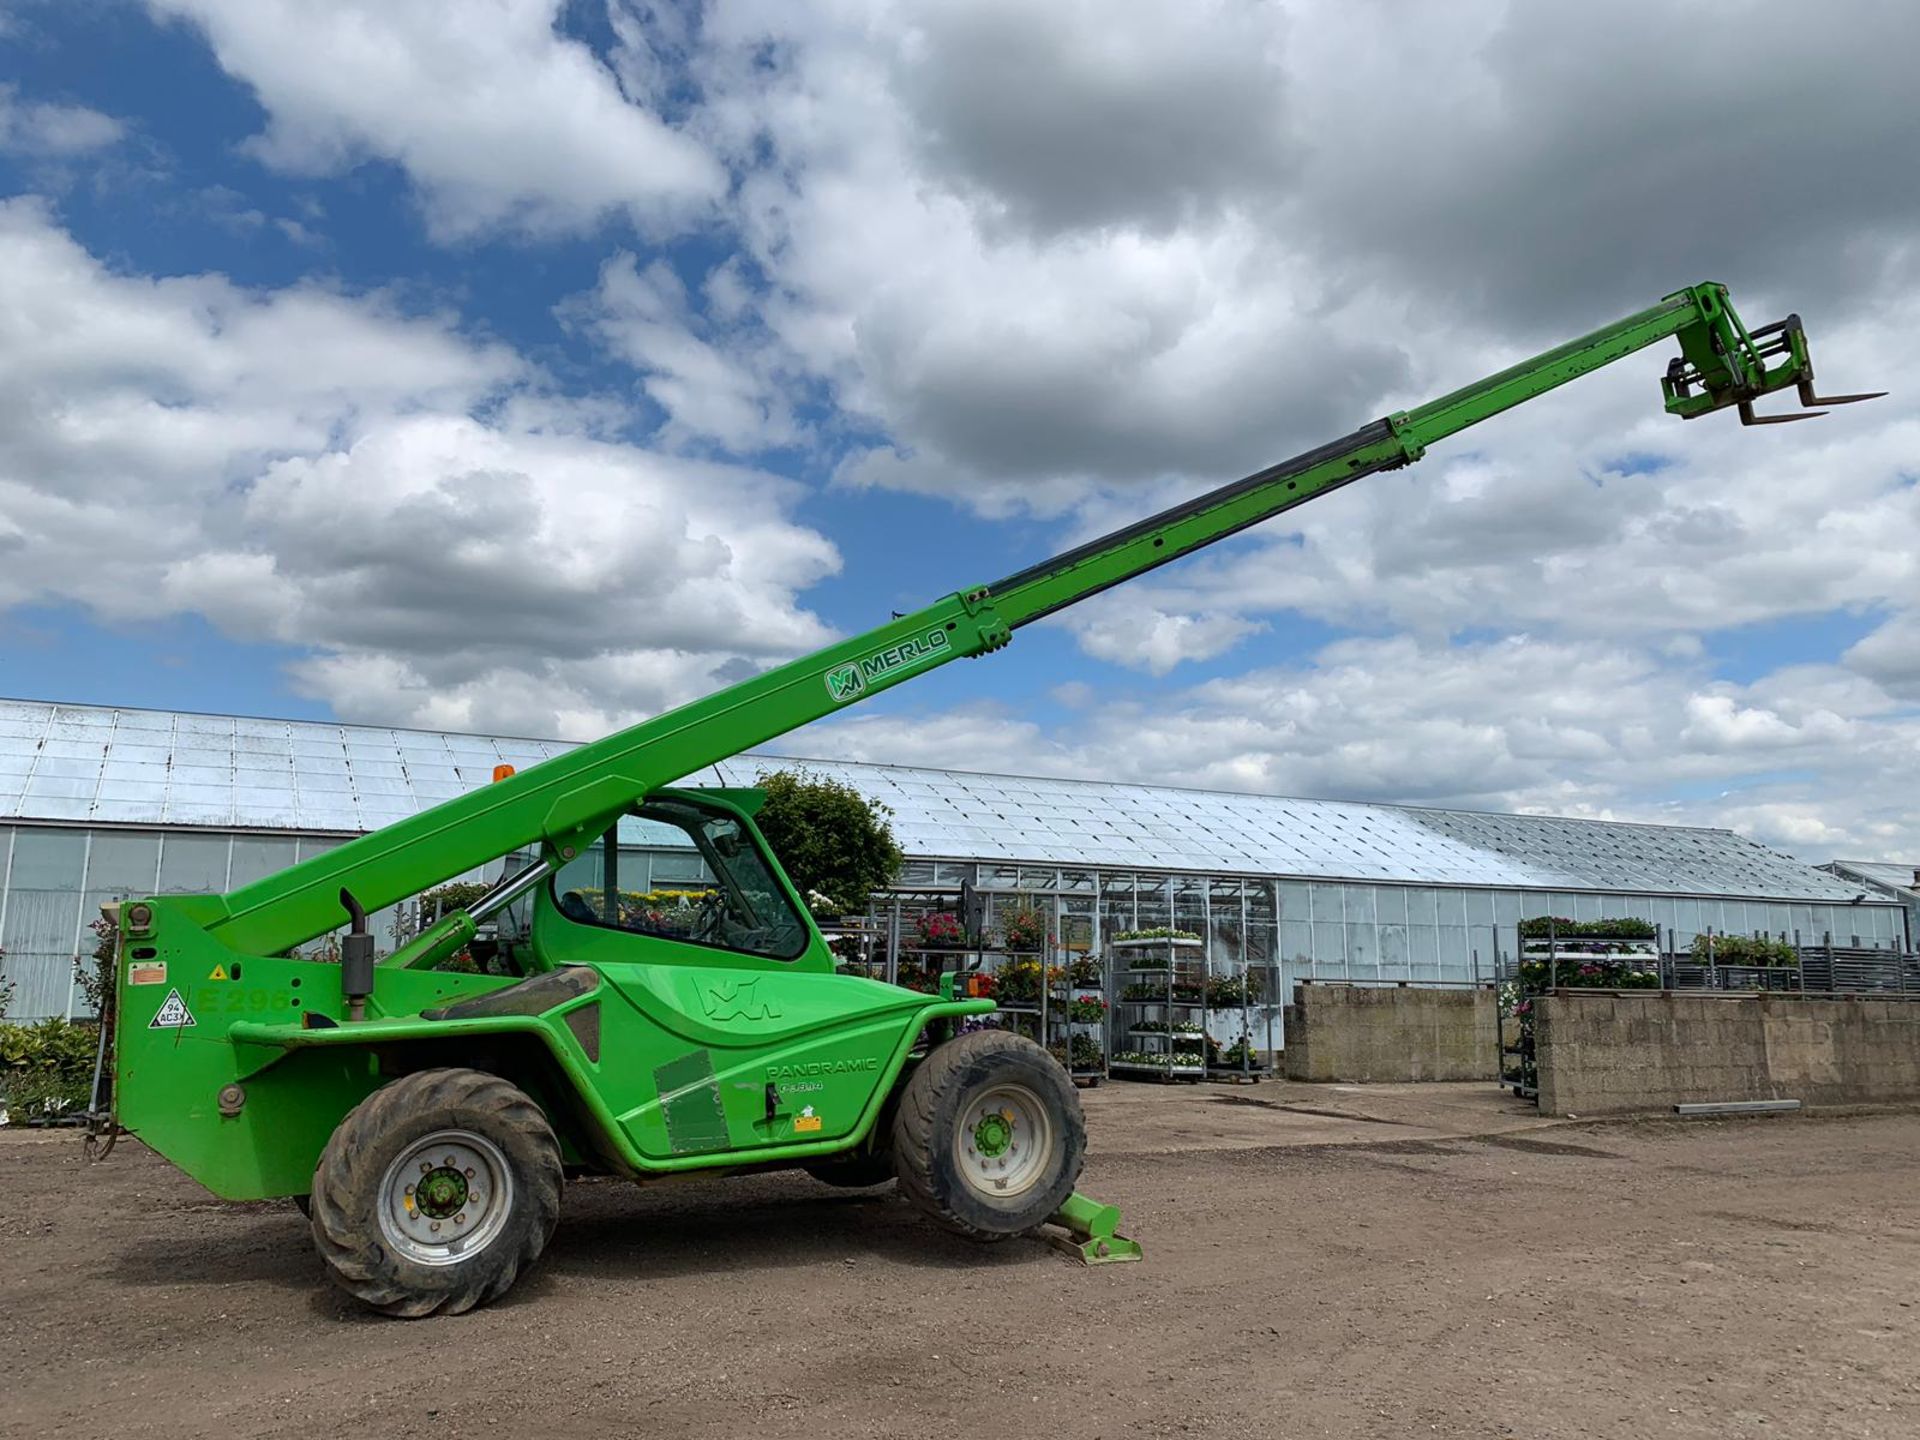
[208,965,227,981]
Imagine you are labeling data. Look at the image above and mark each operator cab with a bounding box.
[538,791,813,964]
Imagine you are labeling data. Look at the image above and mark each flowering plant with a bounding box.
[1069,954,1103,987]
[1204,971,1266,1008]
[994,958,1066,1002]
[1068,996,1107,1024]
[1114,927,1201,943]
[1209,1033,1258,1068]
[999,903,1050,953]
[1111,1048,1204,1070]
[914,911,967,949]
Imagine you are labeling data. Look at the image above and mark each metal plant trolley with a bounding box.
[1495,923,1661,1100]
[1110,934,1208,1080]
[1205,955,1276,1082]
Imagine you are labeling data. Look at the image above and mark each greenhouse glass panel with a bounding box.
[1491,891,1522,928]
[1464,889,1494,927]
[1374,886,1408,927]
[1342,885,1378,925]
[1378,923,1408,976]
[1276,880,1310,920]
[83,831,162,895]
[1344,922,1379,972]
[228,837,298,888]
[1309,921,1346,968]
[1432,888,1468,928]
[1308,882,1343,923]
[158,833,230,893]
[1407,924,1438,970]
[1436,926,1472,980]
[1279,920,1312,968]
[8,826,87,890]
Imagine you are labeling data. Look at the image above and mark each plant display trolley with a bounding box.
[1495,919,1661,1099]
[1110,931,1208,1080]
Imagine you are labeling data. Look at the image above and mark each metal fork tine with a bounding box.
[1798,377,1887,407]
[1740,400,1826,425]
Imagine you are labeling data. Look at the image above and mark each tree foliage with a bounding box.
[752,768,901,917]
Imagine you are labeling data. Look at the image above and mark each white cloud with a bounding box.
[0,85,123,155]
[806,632,1920,858]
[560,252,800,453]
[146,0,723,238]
[0,198,840,737]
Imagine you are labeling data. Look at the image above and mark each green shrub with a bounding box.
[1518,916,1659,940]
[0,1018,100,1125]
[1690,933,1798,967]
[753,768,902,916]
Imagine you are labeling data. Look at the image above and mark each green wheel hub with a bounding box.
[972,1112,1013,1159]
[415,1166,469,1219]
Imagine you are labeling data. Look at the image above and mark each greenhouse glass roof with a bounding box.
[0,697,1870,902]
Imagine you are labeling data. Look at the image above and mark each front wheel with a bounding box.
[308,1068,562,1318]
[891,1031,1084,1240]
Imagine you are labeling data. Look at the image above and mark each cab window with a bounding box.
[550,799,809,961]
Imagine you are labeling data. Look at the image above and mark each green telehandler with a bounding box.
[102,286,1877,1315]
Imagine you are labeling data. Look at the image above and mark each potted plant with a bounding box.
[914,911,967,949]
[1068,996,1107,1025]
[1000,902,1050,954]
[1112,926,1202,945]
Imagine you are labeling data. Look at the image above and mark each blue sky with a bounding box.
[0,1,1915,859]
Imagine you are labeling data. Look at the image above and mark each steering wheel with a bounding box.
[692,890,727,944]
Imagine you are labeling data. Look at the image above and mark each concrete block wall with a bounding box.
[1284,982,1496,1083]
[1536,992,1920,1115]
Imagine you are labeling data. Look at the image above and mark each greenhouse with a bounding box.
[0,697,1906,1024]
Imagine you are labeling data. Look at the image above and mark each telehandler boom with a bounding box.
[106,286,1877,1315]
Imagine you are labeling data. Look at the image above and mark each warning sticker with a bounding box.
[793,1104,823,1134]
[128,960,167,986]
[208,964,228,981]
[149,988,196,1030]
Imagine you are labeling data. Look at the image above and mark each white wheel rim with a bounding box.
[954,1082,1053,1199]
[376,1129,515,1267]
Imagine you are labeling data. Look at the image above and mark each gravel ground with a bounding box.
[3,1084,1917,1439]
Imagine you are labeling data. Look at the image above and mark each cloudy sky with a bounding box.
[0,0,1915,860]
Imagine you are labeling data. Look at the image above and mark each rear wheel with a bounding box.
[892,1031,1084,1240]
[308,1068,562,1318]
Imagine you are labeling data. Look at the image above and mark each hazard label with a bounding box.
[208,964,228,981]
[149,988,196,1030]
[128,960,167,986]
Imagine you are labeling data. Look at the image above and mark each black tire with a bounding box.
[891,1031,1084,1240]
[308,1068,562,1318]
[803,1147,897,1189]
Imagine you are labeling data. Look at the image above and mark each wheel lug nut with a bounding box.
[421,1162,432,1174]
[465,1167,475,1178]
[430,1221,441,1232]
[456,1213,466,1224]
